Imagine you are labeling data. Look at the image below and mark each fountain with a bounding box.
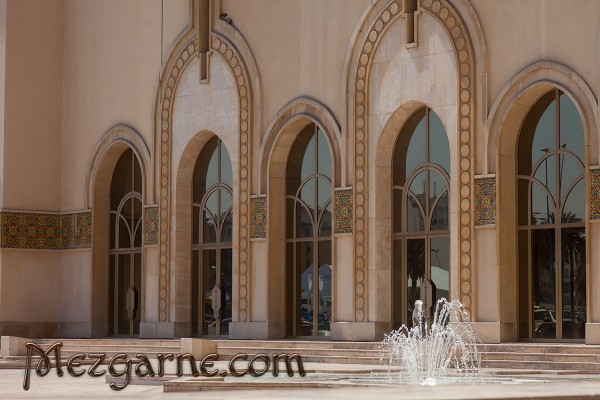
[381,298,482,386]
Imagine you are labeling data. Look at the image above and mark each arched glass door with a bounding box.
[109,148,143,336]
[285,123,333,337]
[517,89,586,340]
[392,107,450,327]
[191,137,233,336]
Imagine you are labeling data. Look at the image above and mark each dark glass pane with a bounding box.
[319,202,332,237]
[286,198,295,239]
[533,153,557,206]
[201,249,217,335]
[108,255,116,335]
[203,210,217,243]
[317,176,332,211]
[428,170,447,212]
[285,242,294,337]
[517,178,530,227]
[297,241,314,336]
[116,253,130,335]
[110,212,116,249]
[118,214,131,248]
[300,178,316,212]
[561,227,586,339]
[133,198,142,247]
[430,236,449,302]
[392,240,402,328]
[428,111,450,174]
[409,170,426,211]
[134,196,142,222]
[518,230,530,339]
[406,116,426,173]
[393,188,403,233]
[111,149,133,210]
[301,134,316,181]
[220,143,233,187]
[220,189,232,220]
[562,179,584,223]
[559,154,583,201]
[192,206,200,244]
[132,253,142,335]
[317,241,332,337]
[560,94,585,162]
[220,248,233,336]
[531,98,556,169]
[220,210,233,243]
[406,193,424,232]
[531,182,554,225]
[191,250,199,336]
[296,202,314,238]
[431,192,449,231]
[134,217,142,248]
[532,228,556,339]
[205,147,219,191]
[406,238,425,326]
[205,190,219,217]
[317,129,332,179]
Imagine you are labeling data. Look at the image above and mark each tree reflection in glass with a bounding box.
[286,124,333,337]
[392,107,450,328]
[518,89,586,340]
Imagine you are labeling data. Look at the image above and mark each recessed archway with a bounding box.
[88,125,151,337]
[490,62,598,342]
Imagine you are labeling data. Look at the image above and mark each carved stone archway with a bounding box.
[155,30,254,335]
[347,0,477,329]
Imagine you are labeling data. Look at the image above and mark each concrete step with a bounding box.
[481,343,600,355]
[481,359,600,371]
[5,338,600,374]
[480,351,600,363]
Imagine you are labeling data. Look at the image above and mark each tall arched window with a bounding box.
[285,123,333,337]
[191,137,233,336]
[517,89,586,340]
[109,148,143,336]
[392,107,450,327]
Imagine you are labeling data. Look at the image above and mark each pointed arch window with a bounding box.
[517,89,586,340]
[192,137,233,336]
[285,123,333,337]
[392,107,450,327]
[109,148,143,336]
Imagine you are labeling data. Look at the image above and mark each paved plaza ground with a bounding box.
[3,361,600,400]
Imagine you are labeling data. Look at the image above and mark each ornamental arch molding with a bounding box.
[155,24,257,327]
[260,97,343,193]
[346,0,479,321]
[87,125,152,210]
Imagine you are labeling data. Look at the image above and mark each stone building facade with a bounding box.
[0,0,599,343]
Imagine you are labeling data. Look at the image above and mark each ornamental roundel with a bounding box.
[352,0,475,320]
[157,33,252,323]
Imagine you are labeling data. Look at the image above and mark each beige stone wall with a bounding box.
[1,0,600,341]
[221,0,370,141]
[2,0,62,210]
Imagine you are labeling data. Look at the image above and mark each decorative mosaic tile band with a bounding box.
[592,168,600,220]
[475,177,496,226]
[0,211,91,250]
[61,212,92,249]
[334,189,353,234]
[250,196,267,239]
[144,206,159,245]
